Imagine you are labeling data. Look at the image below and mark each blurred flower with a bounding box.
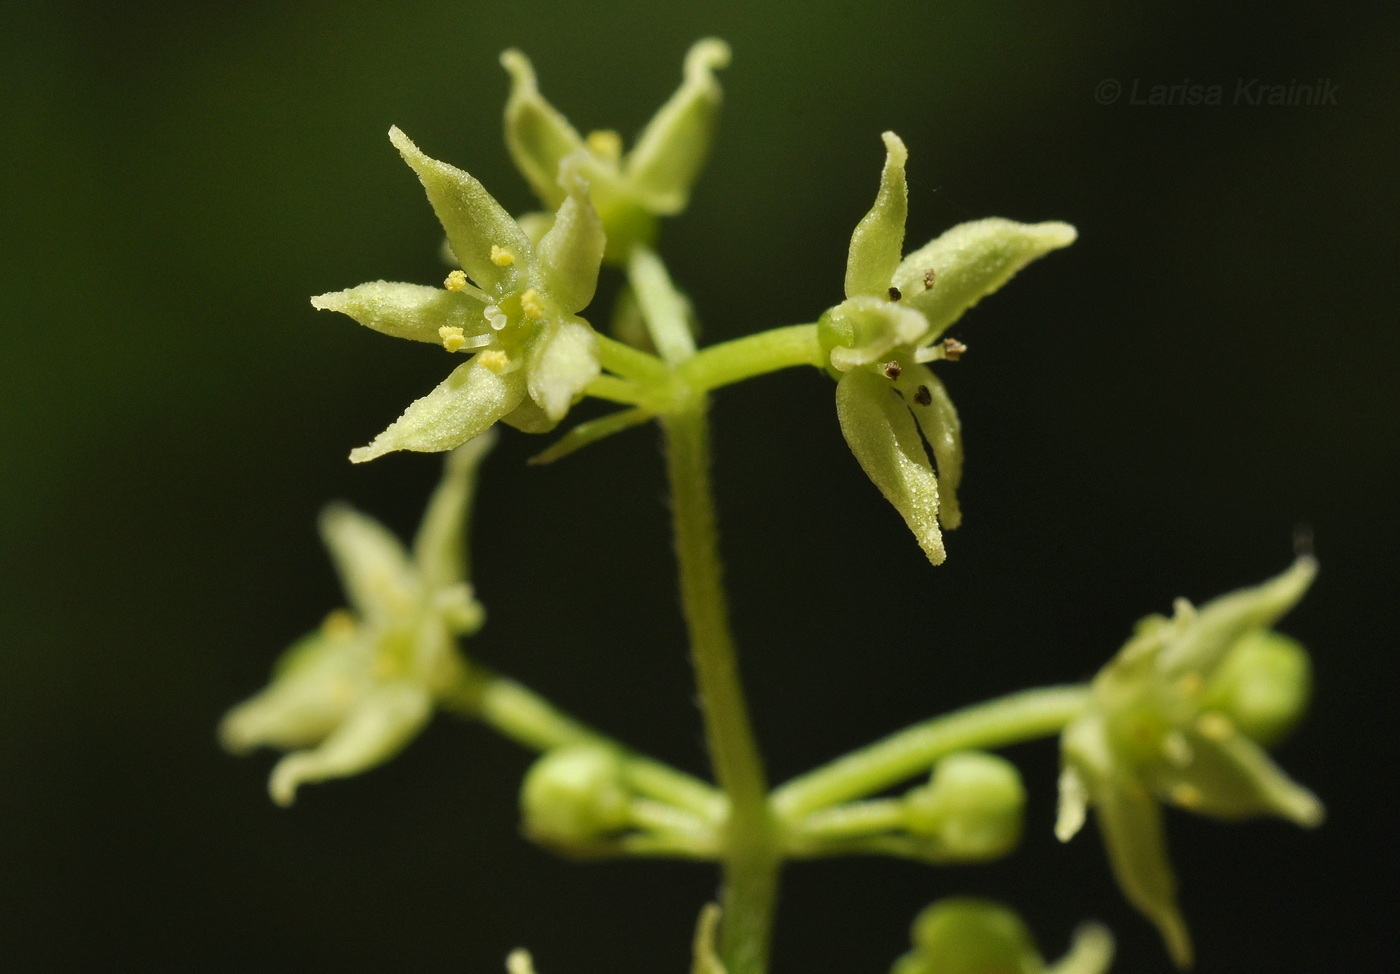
[821,131,1075,564]
[315,129,605,463]
[220,434,494,804]
[891,898,1113,974]
[1056,558,1323,967]
[501,39,730,262]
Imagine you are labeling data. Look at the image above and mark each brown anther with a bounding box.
[923,268,937,289]
[887,286,902,301]
[882,361,903,380]
[913,385,933,406]
[942,338,967,361]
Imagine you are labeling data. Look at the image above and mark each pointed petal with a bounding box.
[536,159,605,314]
[218,629,367,754]
[1094,780,1192,968]
[836,369,945,565]
[899,364,963,529]
[412,429,497,589]
[1160,557,1317,677]
[311,281,489,344]
[1161,727,1324,826]
[269,682,433,806]
[527,317,601,421]
[500,49,587,210]
[351,360,526,463]
[892,218,1077,341]
[624,39,731,214]
[1062,714,1192,968]
[844,131,908,298]
[390,126,531,295]
[319,503,418,619]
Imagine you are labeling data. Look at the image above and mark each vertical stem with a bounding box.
[661,398,780,974]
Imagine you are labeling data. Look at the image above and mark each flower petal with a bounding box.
[536,159,606,315]
[350,360,526,463]
[319,503,418,620]
[1153,726,1324,827]
[899,364,963,529]
[844,131,908,299]
[892,218,1077,342]
[218,628,368,754]
[624,38,731,215]
[1063,716,1191,968]
[500,49,588,210]
[268,681,433,806]
[527,317,601,422]
[311,281,487,344]
[836,369,945,565]
[390,126,532,295]
[1158,557,1316,677]
[412,429,497,590]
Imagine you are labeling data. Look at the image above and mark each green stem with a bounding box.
[772,685,1092,819]
[680,324,824,393]
[661,400,780,974]
[441,666,722,819]
[629,245,697,365]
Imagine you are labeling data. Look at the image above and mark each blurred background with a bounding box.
[2,0,1396,970]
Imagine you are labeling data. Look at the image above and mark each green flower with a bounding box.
[821,132,1076,564]
[501,39,730,263]
[890,898,1114,974]
[314,128,605,463]
[1056,558,1323,967]
[219,434,494,805]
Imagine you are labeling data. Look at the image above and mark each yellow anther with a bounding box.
[586,129,623,161]
[1176,672,1204,698]
[477,349,510,373]
[1196,711,1235,742]
[321,608,357,639]
[444,269,469,292]
[1162,730,1194,767]
[1170,782,1203,809]
[520,287,545,320]
[439,325,467,353]
[490,245,516,267]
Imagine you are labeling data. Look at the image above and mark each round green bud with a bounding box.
[520,745,632,854]
[905,898,1043,974]
[1204,630,1311,746]
[905,751,1026,860]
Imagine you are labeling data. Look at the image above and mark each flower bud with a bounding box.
[904,751,1025,860]
[520,746,633,855]
[1202,629,1311,747]
[894,898,1043,974]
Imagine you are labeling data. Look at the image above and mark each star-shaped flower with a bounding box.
[219,434,494,805]
[1055,558,1323,967]
[500,39,730,263]
[821,132,1076,564]
[314,128,606,463]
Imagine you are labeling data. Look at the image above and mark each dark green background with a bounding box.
[3,1,1395,970]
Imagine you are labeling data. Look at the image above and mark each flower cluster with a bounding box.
[1056,558,1322,966]
[821,132,1076,564]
